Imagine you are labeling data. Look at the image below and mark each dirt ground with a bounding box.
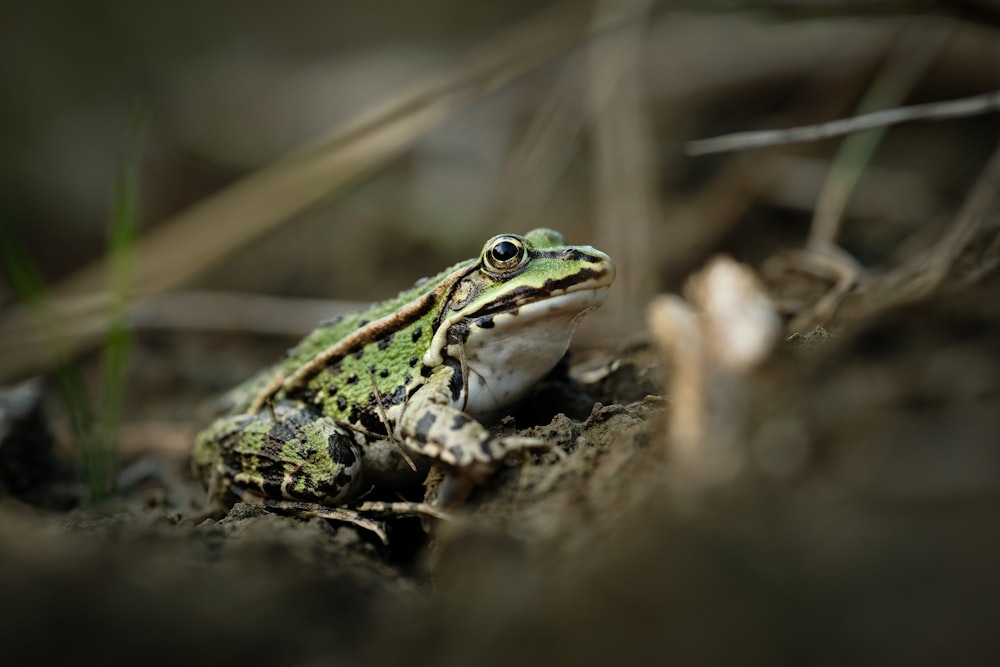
[3,4,1000,666]
[3,268,1000,665]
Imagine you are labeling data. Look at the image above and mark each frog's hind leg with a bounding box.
[259,498,391,544]
[259,498,449,545]
[352,500,449,521]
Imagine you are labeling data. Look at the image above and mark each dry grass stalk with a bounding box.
[863,137,1000,311]
[588,0,660,330]
[807,22,952,251]
[0,1,653,383]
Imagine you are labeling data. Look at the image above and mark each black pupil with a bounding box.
[492,240,519,263]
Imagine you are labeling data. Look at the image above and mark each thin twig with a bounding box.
[779,23,952,334]
[686,90,1000,156]
[661,52,879,281]
[808,23,952,250]
[588,0,660,327]
[868,136,1000,309]
[367,366,418,473]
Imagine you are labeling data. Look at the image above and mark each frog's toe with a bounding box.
[430,436,548,507]
[479,435,548,470]
[453,435,547,480]
[495,435,548,455]
[436,474,475,508]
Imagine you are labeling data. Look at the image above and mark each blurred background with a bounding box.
[2,2,1000,664]
[4,1,998,347]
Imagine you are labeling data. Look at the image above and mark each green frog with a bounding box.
[192,228,615,540]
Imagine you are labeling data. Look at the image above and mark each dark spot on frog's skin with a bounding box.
[414,413,436,440]
[327,434,357,467]
[262,477,286,499]
[282,407,315,432]
[267,422,296,444]
[447,445,466,463]
[221,447,254,482]
[367,392,376,404]
[420,365,432,378]
[352,347,365,360]
[350,403,385,435]
[477,316,495,329]
[379,368,389,378]
[445,357,464,401]
[412,326,423,343]
[409,355,419,368]
[358,319,369,328]
[329,385,338,396]
[452,414,471,431]
[378,334,394,350]
[363,411,385,435]
[347,374,359,385]
[337,396,348,412]
[286,480,322,502]
[333,471,353,490]
[390,384,407,405]
[479,438,493,456]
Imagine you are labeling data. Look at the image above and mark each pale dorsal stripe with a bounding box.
[246,265,474,414]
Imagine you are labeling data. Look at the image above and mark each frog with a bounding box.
[192,228,615,541]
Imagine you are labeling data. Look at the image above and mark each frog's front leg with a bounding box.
[397,367,543,504]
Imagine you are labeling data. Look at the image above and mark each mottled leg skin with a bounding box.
[195,402,450,541]
[193,402,366,506]
[258,497,391,544]
[227,478,448,544]
[352,500,449,521]
[254,497,448,545]
[397,367,545,505]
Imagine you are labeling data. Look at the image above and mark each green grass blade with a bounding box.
[85,108,149,504]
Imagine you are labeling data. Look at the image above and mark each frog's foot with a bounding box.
[261,499,391,544]
[407,431,547,482]
[423,435,548,508]
[436,474,475,508]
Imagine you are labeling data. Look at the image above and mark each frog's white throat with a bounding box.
[443,286,610,420]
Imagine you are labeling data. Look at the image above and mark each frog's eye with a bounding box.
[483,235,528,274]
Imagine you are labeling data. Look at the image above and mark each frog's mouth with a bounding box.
[456,283,611,419]
[467,250,617,325]
[468,281,611,330]
[425,247,615,372]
